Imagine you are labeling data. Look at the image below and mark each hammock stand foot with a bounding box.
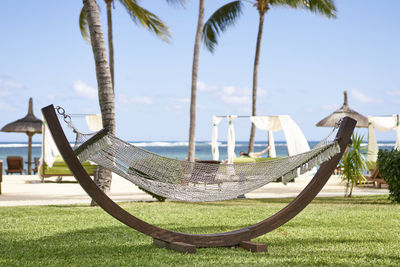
[238,241,267,252]
[153,239,196,254]
[153,239,266,254]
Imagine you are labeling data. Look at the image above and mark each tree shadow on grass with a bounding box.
[171,195,393,207]
[0,224,260,265]
[267,235,400,263]
[1,224,398,266]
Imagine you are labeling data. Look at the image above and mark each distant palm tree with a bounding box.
[187,0,205,162]
[203,0,337,153]
[79,0,185,90]
[188,0,240,162]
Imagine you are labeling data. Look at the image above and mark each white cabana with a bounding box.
[368,115,400,162]
[251,115,310,156]
[40,114,103,171]
[211,115,310,162]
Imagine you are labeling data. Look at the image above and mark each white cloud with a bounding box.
[166,104,187,115]
[73,80,97,100]
[0,89,10,97]
[321,104,337,111]
[351,89,376,103]
[172,97,190,103]
[258,88,268,96]
[221,94,251,104]
[0,78,24,90]
[222,86,236,95]
[0,100,14,111]
[387,89,400,96]
[118,94,153,105]
[197,81,268,106]
[197,81,218,92]
[219,85,262,105]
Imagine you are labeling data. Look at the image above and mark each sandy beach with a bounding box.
[0,172,389,207]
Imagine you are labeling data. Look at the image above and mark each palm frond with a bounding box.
[165,0,186,8]
[79,7,90,43]
[203,1,244,53]
[270,0,336,18]
[119,0,171,42]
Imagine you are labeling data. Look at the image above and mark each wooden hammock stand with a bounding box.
[42,105,356,254]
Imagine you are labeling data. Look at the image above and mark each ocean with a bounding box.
[0,141,396,174]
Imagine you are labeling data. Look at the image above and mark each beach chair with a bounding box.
[365,166,386,188]
[39,155,97,182]
[32,157,40,174]
[6,156,24,174]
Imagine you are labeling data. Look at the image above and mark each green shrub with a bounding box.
[377,149,400,203]
[340,133,367,197]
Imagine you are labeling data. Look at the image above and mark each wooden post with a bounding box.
[0,160,3,194]
[27,133,33,175]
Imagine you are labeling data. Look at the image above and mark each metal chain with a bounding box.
[55,106,80,134]
[335,118,343,129]
[55,106,72,124]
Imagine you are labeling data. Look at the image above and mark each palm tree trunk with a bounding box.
[83,0,115,205]
[106,0,115,91]
[248,12,265,153]
[349,182,354,197]
[188,0,205,162]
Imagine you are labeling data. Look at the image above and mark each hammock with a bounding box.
[70,121,340,202]
[42,105,356,252]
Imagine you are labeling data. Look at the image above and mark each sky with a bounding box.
[0,0,399,143]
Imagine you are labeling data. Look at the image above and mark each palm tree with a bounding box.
[82,0,115,205]
[203,0,336,153]
[80,0,185,90]
[80,0,184,200]
[187,0,205,162]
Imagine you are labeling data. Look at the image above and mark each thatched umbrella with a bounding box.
[316,91,368,128]
[1,98,42,174]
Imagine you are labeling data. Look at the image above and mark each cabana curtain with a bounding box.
[250,115,310,157]
[250,116,281,158]
[227,115,237,163]
[86,114,103,131]
[211,116,223,160]
[42,120,59,168]
[368,115,400,162]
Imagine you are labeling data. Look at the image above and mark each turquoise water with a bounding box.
[0,141,396,174]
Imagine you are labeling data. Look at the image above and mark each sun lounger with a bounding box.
[6,156,24,174]
[365,166,386,188]
[39,155,97,181]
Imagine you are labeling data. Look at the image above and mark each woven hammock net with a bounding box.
[71,128,340,202]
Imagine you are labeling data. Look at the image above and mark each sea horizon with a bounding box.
[0,140,397,174]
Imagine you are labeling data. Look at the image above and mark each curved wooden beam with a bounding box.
[42,105,355,248]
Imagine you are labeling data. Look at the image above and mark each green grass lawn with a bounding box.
[0,195,399,266]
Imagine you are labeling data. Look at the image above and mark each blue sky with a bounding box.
[0,0,399,143]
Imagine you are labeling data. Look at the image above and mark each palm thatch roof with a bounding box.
[316,91,368,128]
[1,98,42,134]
